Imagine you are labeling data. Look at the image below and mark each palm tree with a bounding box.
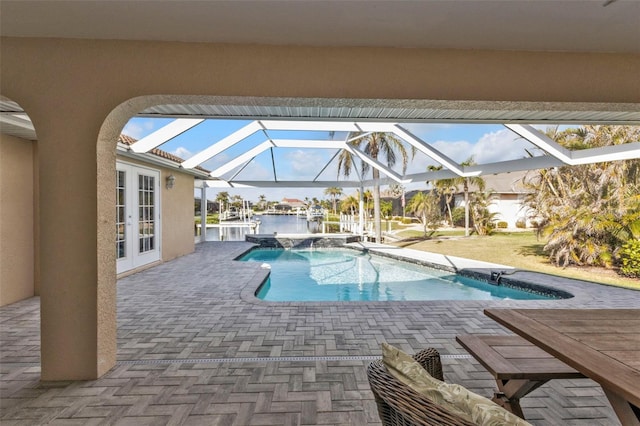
[231,194,243,209]
[324,187,343,214]
[216,191,230,213]
[459,158,486,237]
[340,194,359,215]
[427,165,456,226]
[427,158,485,236]
[522,125,640,268]
[388,183,406,218]
[257,194,267,210]
[469,190,498,235]
[337,132,415,242]
[406,191,441,237]
[363,189,374,218]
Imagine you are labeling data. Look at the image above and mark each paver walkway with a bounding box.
[2,242,640,425]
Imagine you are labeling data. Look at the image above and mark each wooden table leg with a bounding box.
[602,388,640,426]
[492,379,548,419]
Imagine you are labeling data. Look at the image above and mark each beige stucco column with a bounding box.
[1,37,638,380]
[34,105,119,380]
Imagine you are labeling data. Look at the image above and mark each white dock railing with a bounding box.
[319,213,371,237]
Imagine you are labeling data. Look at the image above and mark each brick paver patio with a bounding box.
[2,241,640,425]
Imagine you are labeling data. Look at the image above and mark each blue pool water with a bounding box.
[240,248,555,302]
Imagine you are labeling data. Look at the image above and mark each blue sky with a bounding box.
[123,118,542,203]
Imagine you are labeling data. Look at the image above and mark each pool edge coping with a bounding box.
[236,242,585,304]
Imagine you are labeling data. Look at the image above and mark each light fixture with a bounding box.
[166,174,176,189]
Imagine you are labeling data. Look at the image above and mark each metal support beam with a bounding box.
[130,118,204,153]
[209,140,274,177]
[359,183,365,238]
[200,186,208,243]
[392,124,472,176]
[505,124,574,164]
[570,142,640,164]
[272,139,346,149]
[197,179,364,188]
[346,145,409,184]
[181,121,263,169]
[260,120,360,132]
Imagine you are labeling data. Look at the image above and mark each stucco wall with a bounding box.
[0,134,35,306]
[489,196,526,228]
[1,36,637,380]
[455,193,530,228]
[160,170,195,262]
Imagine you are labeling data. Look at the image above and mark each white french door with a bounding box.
[116,162,161,274]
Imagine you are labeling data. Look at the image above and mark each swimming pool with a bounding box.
[240,248,558,302]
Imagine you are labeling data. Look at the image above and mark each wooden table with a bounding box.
[484,309,640,426]
[456,334,585,418]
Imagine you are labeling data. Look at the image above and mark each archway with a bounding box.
[2,37,638,380]
[0,96,38,306]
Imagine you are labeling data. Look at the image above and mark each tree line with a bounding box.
[207,125,640,277]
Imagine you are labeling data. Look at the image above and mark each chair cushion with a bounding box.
[381,343,532,426]
[382,343,473,421]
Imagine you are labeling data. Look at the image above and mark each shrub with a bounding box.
[515,218,527,229]
[325,223,340,233]
[451,207,466,227]
[497,221,508,229]
[619,239,640,278]
[401,217,413,224]
[194,215,219,224]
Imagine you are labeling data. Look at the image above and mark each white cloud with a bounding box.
[429,140,473,164]
[171,146,193,160]
[238,160,273,180]
[283,150,328,179]
[430,129,534,165]
[404,155,439,175]
[122,119,157,139]
[471,129,534,164]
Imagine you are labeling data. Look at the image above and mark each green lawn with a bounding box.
[392,230,640,290]
[194,214,220,224]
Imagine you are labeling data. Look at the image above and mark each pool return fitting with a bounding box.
[490,270,519,285]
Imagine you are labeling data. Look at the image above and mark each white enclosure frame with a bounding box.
[125,119,640,190]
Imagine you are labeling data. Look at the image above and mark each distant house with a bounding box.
[281,198,306,208]
[194,197,217,214]
[272,198,307,213]
[455,171,533,228]
[383,171,534,228]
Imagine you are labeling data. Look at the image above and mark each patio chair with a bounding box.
[367,348,476,426]
[368,346,531,426]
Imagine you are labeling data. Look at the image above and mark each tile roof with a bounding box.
[469,170,530,193]
[119,134,185,163]
[118,134,210,173]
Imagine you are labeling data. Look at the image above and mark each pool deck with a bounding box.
[2,241,640,425]
[347,241,515,271]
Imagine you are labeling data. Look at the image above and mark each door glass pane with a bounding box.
[138,174,156,254]
[116,170,127,259]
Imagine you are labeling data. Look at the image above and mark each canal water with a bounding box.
[204,214,323,241]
